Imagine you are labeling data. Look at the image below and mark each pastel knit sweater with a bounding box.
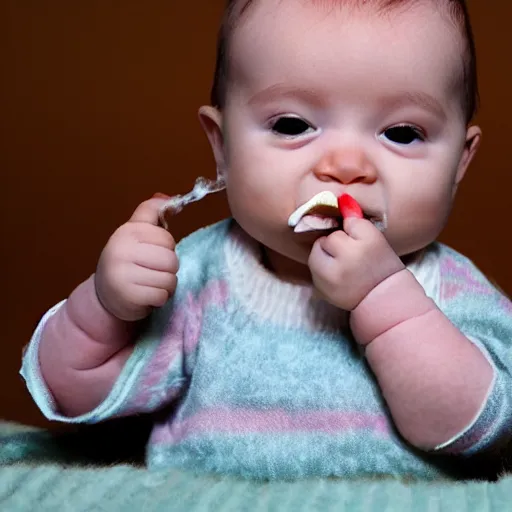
[21,219,512,480]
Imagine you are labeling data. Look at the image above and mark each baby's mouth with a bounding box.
[288,191,386,233]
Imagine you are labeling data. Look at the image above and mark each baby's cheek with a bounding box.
[227,162,290,213]
[387,197,452,255]
[228,188,291,237]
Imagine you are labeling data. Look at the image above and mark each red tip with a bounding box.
[338,194,363,219]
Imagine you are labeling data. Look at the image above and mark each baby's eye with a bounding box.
[270,116,314,137]
[382,125,425,145]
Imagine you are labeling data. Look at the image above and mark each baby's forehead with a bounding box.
[230,0,464,64]
[229,0,465,77]
[231,0,458,37]
[233,0,423,20]
[212,0,476,122]
[226,0,467,114]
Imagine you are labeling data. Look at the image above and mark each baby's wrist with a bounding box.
[68,275,134,345]
[92,273,118,319]
[349,269,436,346]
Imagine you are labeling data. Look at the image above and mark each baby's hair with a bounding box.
[210,0,479,124]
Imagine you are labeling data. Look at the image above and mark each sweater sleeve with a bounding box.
[20,221,230,424]
[20,288,191,424]
[433,248,512,455]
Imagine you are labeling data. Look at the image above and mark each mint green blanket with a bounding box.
[1,419,511,511]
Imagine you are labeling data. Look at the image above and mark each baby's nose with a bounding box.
[313,147,377,184]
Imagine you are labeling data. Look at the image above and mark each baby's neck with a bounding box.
[260,243,425,285]
[226,227,349,332]
[260,245,313,285]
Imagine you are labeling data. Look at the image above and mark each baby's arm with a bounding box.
[309,214,506,453]
[349,269,494,450]
[38,276,136,417]
[36,195,178,417]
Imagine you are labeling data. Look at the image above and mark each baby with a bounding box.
[22,0,512,480]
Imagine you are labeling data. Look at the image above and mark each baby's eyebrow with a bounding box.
[248,85,447,121]
[382,92,447,121]
[248,84,327,107]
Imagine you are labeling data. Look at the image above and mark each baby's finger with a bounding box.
[133,245,179,274]
[129,195,171,225]
[132,284,171,309]
[130,223,176,249]
[131,266,177,293]
[342,217,379,241]
[317,230,350,258]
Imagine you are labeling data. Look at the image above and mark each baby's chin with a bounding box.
[237,215,436,277]
[232,222,312,278]
[260,243,313,282]
[387,227,441,260]
[244,222,328,273]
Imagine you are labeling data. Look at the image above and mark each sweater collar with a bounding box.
[223,221,435,333]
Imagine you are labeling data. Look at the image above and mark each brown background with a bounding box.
[2,1,511,428]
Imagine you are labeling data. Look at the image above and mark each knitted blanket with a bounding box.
[1,418,511,512]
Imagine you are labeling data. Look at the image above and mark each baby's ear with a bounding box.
[455,125,482,187]
[198,106,227,178]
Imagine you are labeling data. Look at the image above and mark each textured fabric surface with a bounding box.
[2,421,512,511]
[2,464,512,512]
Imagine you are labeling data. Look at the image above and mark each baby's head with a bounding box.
[198,0,482,279]
[210,0,478,123]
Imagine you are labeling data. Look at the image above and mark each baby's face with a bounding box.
[201,0,480,279]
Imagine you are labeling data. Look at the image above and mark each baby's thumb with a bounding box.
[152,193,171,200]
[343,216,373,240]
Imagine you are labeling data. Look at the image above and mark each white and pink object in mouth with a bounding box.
[288,191,386,233]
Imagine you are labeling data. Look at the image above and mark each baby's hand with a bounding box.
[308,217,404,311]
[95,195,179,322]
